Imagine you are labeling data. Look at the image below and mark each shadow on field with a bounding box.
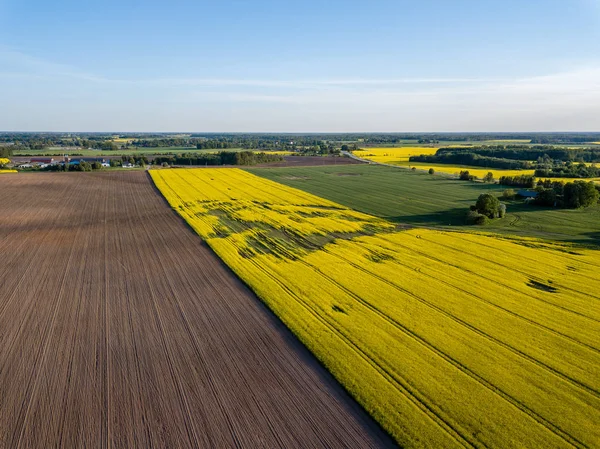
[455,181,506,192]
[563,232,600,247]
[387,207,469,227]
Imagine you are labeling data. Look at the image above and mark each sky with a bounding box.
[0,0,599,132]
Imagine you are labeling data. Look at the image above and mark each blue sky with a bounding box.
[1,0,599,131]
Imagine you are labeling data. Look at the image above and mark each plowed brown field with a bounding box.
[0,172,394,448]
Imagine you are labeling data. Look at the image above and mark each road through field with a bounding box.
[0,172,394,448]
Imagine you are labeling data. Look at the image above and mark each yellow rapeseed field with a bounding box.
[539,177,600,184]
[399,162,535,179]
[151,168,600,448]
[354,147,438,162]
[353,148,536,179]
[0,170,17,174]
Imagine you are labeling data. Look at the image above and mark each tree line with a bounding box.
[411,152,532,170]
[152,151,283,166]
[498,175,536,188]
[435,145,600,162]
[0,147,12,158]
[534,181,599,209]
[534,161,600,179]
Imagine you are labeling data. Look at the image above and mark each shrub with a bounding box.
[483,172,494,183]
[502,189,516,200]
[499,203,506,218]
[476,214,490,225]
[428,168,435,175]
[459,170,476,181]
[466,210,489,225]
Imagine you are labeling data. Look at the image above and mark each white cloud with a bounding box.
[1,47,599,131]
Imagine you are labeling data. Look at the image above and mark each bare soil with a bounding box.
[258,155,364,167]
[0,172,394,448]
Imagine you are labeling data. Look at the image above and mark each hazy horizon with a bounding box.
[3,131,600,135]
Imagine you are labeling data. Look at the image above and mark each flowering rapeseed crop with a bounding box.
[151,167,600,448]
[353,147,537,179]
[353,147,438,163]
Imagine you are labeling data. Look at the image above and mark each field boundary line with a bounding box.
[145,170,399,446]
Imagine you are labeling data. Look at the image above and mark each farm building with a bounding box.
[69,157,107,165]
[30,157,54,164]
[517,189,538,198]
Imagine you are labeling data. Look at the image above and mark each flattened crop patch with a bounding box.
[527,279,559,293]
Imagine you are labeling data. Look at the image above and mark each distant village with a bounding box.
[16,156,136,169]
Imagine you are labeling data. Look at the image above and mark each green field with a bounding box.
[248,164,600,245]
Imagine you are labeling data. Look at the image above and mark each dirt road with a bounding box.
[0,172,394,448]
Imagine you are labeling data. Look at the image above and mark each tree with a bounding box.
[536,189,558,207]
[563,181,599,208]
[498,203,506,218]
[466,210,489,225]
[341,144,349,152]
[0,147,13,158]
[428,168,435,175]
[459,170,474,181]
[483,172,494,183]
[100,141,118,151]
[475,193,501,218]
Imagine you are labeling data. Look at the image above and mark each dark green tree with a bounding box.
[564,181,599,208]
[475,193,501,218]
[459,170,473,181]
